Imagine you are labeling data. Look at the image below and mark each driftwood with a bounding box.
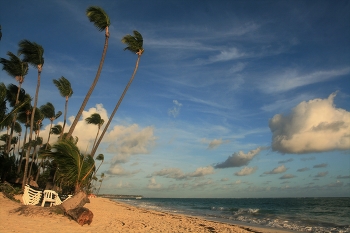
[60,191,89,212]
[58,191,93,226]
[66,207,93,226]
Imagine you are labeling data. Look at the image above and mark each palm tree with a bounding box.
[52,76,73,138]
[66,6,110,139]
[44,139,95,193]
[90,31,144,157]
[40,102,62,148]
[0,52,29,153]
[18,40,44,188]
[94,153,104,176]
[96,172,105,195]
[85,113,104,155]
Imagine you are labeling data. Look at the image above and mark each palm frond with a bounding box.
[121,30,144,54]
[53,76,73,98]
[0,51,29,78]
[18,40,44,67]
[86,6,110,32]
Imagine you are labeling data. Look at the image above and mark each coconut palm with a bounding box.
[0,52,29,153]
[90,31,144,157]
[52,76,73,138]
[94,153,104,176]
[85,113,104,155]
[96,172,105,195]
[18,40,44,188]
[40,102,62,148]
[50,124,62,136]
[44,139,95,193]
[66,6,110,139]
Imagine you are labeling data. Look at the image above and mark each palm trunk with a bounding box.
[17,124,29,174]
[22,69,41,189]
[90,54,141,157]
[6,82,22,153]
[46,120,53,149]
[60,96,69,139]
[66,33,109,139]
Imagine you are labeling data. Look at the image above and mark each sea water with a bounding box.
[114,197,350,232]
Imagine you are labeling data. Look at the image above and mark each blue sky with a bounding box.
[1,0,349,198]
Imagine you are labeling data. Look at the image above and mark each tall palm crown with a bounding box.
[18,40,44,189]
[66,6,110,139]
[86,6,111,36]
[90,31,144,157]
[18,40,44,72]
[0,52,29,85]
[122,31,144,55]
[40,102,61,147]
[85,113,104,155]
[53,76,73,138]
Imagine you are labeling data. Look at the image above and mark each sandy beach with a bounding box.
[0,193,293,233]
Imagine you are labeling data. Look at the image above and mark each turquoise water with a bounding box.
[114,197,350,232]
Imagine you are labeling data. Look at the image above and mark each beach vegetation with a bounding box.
[0,5,143,200]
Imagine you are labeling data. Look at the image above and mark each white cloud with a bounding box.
[264,165,287,174]
[39,104,109,153]
[107,164,140,176]
[168,100,182,118]
[201,138,230,149]
[269,92,350,154]
[189,166,215,177]
[152,166,215,180]
[152,168,187,180]
[106,124,156,163]
[214,147,264,168]
[235,166,258,176]
[147,177,162,190]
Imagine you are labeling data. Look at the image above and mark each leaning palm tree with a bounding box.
[52,76,73,138]
[44,139,95,193]
[90,31,144,157]
[40,102,62,148]
[85,113,104,155]
[66,6,110,139]
[96,172,105,195]
[94,153,104,177]
[18,40,44,189]
[0,52,29,153]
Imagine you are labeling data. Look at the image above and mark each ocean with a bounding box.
[113,197,350,232]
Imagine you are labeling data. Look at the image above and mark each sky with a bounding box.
[1,0,349,198]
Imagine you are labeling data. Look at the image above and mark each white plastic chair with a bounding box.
[22,185,42,205]
[41,190,62,207]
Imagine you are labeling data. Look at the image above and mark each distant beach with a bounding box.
[1,193,293,233]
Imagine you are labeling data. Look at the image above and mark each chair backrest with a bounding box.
[43,190,56,200]
[23,185,42,205]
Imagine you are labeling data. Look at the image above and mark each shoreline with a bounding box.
[0,193,294,233]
